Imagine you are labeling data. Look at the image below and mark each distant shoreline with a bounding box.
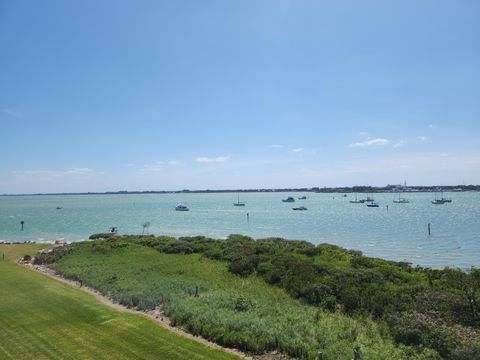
[2,184,479,196]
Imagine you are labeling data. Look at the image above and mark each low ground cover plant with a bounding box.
[36,235,479,359]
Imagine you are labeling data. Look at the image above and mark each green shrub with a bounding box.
[228,257,255,277]
[45,235,478,359]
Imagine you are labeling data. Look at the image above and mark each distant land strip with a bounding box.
[2,184,480,196]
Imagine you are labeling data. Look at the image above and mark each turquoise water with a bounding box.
[1,192,479,269]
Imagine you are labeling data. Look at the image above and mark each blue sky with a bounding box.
[1,0,479,193]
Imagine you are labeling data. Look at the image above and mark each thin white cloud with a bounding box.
[158,160,182,165]
[343,152,479,176]
[142,160,183,172]
[418,136,427,141]
[393,140,405,148]
[350,138,389,147]
[196,156,230,163]
[358,131,370,137]
[428,124,438,129]
[63,168,94,175]
[269,144,285,149]
[13,168,95,178]
[142,164,163,172]
[292,148,303,153]
[251,159,274,165]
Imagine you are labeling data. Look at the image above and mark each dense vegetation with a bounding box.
[0,244,238,360]
[35,235,480,359]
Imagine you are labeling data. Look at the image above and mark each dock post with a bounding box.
[428,223,431,236]
[20,220,25,231]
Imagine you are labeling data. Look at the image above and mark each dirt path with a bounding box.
[23,262,289,360]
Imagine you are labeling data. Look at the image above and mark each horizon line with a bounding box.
[1,184,479,196]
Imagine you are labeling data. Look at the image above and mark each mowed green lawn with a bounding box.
[0,245,240,360]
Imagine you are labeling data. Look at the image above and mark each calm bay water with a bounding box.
[1,192,479,269]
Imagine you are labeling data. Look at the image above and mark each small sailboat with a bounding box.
[233,193,245,206]
[298,196,307,200]
[366,202,379,207]
[441,190,452,203]
[393,192,410,203]
[431,189,451,205]
[350,193,366,203]
[282,196,295,202]
[431,190,446,204]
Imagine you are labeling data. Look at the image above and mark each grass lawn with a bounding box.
[0,244,240,360]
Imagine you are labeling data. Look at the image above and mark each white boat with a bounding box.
[175,204,189,211]
[350,193,366,203]
[393,192,410,203]
[233,193,245,206]
[366,202,379,207]
[282,196,295,202]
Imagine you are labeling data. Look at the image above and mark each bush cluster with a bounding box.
[44,235,479,359]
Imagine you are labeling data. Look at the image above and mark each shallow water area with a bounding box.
[1,192,479,269]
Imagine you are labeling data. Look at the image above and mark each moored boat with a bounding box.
[393,192,410,203]
[233,193,245,206]
[350,193,366,203]
[432,190,451,205]
[175,204,190,211]
[292,206,307,210]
